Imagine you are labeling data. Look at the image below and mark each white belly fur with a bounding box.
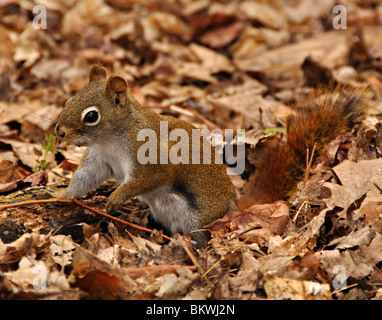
[138,185,199,235]
[98,143,134,184]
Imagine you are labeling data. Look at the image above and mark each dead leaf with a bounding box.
[229,26,289,61]
[323,159,382,216]
[317,249,374,281]
[155,266,198,299]
[122,264,196,280]
[235,31,351,89]
[58,159,78,172]
[258,255,294,277]
[0,170,46,194]
[238,2,287,29]
[326,226,375,250]
[205,201,290,243]
[74,270,119,300]
[30,59,70,82]
[0,232,46,264]
[0,160,23,184]
[263,274,331,300]
[316,230,382,281]
[0,139,42,169]
[1,0,382,301]
[207,90,284,129]
[199,21,243,48]
[71,246,140,299]
[143,11,190,41]
[50,234,76,271]
[4,254,71,293]
[189,43,234,74]
[302,207,333,240]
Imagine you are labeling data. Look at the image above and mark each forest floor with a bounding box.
[0,0,382,300]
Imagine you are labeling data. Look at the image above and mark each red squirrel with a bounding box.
[54,64,369,245]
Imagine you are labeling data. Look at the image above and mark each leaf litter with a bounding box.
[0,0,382,300]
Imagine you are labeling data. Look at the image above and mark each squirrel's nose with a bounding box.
[56,124,65,138]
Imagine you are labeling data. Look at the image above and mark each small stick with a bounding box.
[0,198,172,242]
[0,198,72,209]
[225,225,262,243]
[146,104,219,130]
[304,143,317,187]
[177,233,205,277]
[293,200,308,223]
[331,283,358,295]
[70,198,172,241]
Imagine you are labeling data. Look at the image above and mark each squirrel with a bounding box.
[54,64,238,246]
[54,64,369,245]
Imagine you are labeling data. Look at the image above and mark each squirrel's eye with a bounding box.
[84,111,98,123]
[81,106,100,126]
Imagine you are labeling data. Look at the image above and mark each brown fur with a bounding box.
[239,84,370,208]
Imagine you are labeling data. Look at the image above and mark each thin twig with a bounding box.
[226,225,262,243]
[182,107,219,130]
[0,198,172,242]
[201,257,222,280]
[293,200,308,223]
[304,142,317,187]
[0,198,72,209]
[146,104,219,130]
[177,233,205,277]
[331,283,358,295]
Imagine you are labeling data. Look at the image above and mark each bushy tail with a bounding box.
[239,84,370,208]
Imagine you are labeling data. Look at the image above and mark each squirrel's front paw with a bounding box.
[51,188,69,199]
[106,191,125,213]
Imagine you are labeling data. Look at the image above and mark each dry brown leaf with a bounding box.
[323,159,382,214]
[4,255,70,293]
[189,43,234,74]
[238,2,287,29]
[0,139,42,169]
[205,201,290,243]
[71,246,140,299]
[0,160,23,184]
[326,226,375,250]
[0,232,46,264]
[229,26,290,61]
[0,168,45,194]
[61,0,113,36]
[199,21,243,48]
[316,228,382,282]
[122,264,196,280]
[263,275,331,300]
[143,11,190,41]
[207,90,284,129]
[58,159,78,172]
[235,31,351,89]
[73,270,119,300]
[155,266,198,299]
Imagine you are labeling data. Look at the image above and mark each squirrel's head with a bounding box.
[56,64,139,146]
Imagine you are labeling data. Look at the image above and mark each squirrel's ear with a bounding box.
[105,75,128,105]
[106,75,127,94]
[89,64,107,83]
[105,75,127,96]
